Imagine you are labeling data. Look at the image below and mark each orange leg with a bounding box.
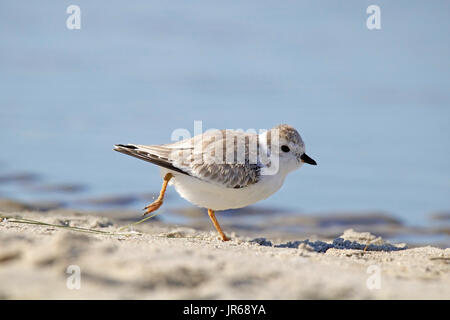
[208,209,230,241]
[143,173,173,216]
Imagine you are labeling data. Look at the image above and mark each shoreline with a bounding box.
[1,197,449,249]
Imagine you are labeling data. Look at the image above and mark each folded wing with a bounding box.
[114,130,262,188]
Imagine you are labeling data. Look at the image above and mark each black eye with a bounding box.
[281,145,290,152]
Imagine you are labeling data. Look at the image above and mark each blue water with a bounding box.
[0,1,449,227]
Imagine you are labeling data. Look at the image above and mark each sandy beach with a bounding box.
[1,206,448,300]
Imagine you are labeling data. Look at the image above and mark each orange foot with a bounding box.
[220,234,231,242]
[142,173,173,217]
[208,208,230,241]
[143,200,163,216]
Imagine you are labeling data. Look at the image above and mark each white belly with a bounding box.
[161,169,287,211]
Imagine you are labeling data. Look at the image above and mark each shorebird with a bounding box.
[114,124,316,241]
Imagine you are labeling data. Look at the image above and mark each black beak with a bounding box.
[300,153,317,165]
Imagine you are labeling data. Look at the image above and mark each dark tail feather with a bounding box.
[115,144,137,150]
[113,144,187,175]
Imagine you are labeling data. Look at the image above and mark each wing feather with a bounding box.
[114,130,262,188]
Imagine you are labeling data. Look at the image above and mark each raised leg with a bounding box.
[208,209,230,241]
[143,173,173,216]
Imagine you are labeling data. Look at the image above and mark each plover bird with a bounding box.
[114,124,316,241]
